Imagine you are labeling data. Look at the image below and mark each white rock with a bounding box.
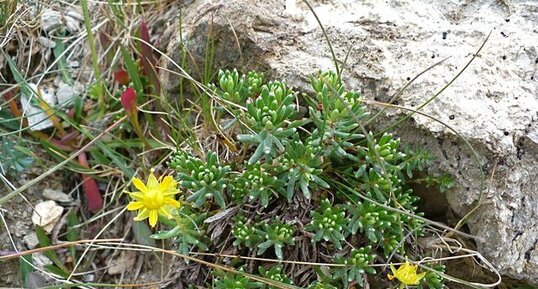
[33,252,53,268]
[82,274,95,282]
[20,84,55,131]
[64,10,82,33]
[31,200,64,234]
[40,8,81,34]
[43,188,73,203]
[68,60,80,68]
[56,81,84,106]
[23,232,39,249]
[38,36,56,48]
[107,251,136,275]
[40,9,62,32]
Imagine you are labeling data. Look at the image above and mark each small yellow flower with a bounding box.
[388,260,426,286]
[126,172,181,227]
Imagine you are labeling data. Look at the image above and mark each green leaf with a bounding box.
[249,143,266,165]
[257,240,273,254]
[274,244,283,260]
[53,34,74,85]
[4,51,31,96]
[132,217,157,247]
[312,175,330,188]
[66,211,79,261]
[35,227,68,273]
[120,46,144,98]
[19,255,33,287]
[299,178,310,199]
[151,225,181,240]
[66,211,79,242]
[0,110,20,130]
[73,95,84,124]
[213,190,227,209]
[43,264,69,278]
[96,142,135,178]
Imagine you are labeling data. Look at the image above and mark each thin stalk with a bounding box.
[80,0,106,115]
[302,0,340,75]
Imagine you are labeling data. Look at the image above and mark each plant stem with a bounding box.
[80,0,106,115]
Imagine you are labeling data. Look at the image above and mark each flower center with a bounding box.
[143,189,164,209]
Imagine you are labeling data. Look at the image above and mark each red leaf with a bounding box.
[120,87,137,113]
[78,152,103,213]
[114,70,130,85]
[139,21,154,70]
[81,175,103,213]
[99,32,110,50]
[139,21,161,93]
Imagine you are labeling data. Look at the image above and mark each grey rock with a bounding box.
[56,81,84,106]
[23,232,39,249]
[43,188,74,203]
[21,84,55,131]
[40,9,63,33]
[39,8,82,34]
[162,0,538,284]
[31,200,64,233]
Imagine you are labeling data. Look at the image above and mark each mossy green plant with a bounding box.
[134,69,453,288]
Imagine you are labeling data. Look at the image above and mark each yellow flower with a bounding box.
[388,260,426,286]
[126,173,181,227]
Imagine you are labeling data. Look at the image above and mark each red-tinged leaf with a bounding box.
[3,89,14,101]
[4,90,27,126]
[114,69,130,85]
[78,150,90,167]
[139,21,161,93]
[120,87,137,113]
[78,152,103,213]
[139,21,154,70]
[81,175,103,213]
[99,31,110,49]
[59,131,79,145]
[48,139,75,152]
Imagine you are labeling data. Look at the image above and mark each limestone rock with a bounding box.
[107,251,136,275]
[31,200,64,233]
[23,232,39,249]
[56,81,84,106]
[43,188,73,203]
[21,84,55,131]
[162,0,538,283]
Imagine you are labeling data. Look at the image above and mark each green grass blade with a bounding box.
[35,227,69,274]
[19,254,33,287]
[53,32,74,85]
[120,46,144,98]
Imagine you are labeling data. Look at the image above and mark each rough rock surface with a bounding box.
[161,0,538,283]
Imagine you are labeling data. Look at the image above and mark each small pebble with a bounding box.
[31,200,64,233]
[43,188,73,203]
[23,232,39,249]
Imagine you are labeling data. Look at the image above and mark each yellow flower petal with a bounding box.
[158,207,173,219]
[135,208,150,221]
[147,173,159,189]
[164,197,181,208]
[390,264,397,274]
[416,271,427,281]
[129,192,145,200]
[149,210,158,227]
[132,177,148,193]
[127,201,144,210]
[387,260,426,285]
[158,176,173,191]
